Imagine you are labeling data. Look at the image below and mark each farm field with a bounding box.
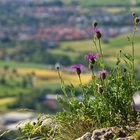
[59,34,140,54]
[48,34,140,66]
[0,97,16,106]
[0,62,91,111]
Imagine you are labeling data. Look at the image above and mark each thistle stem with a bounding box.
[57,69,68,97]
[91,70,97,91]
[99,39,103,61]
[78,74,82,86]
[57,70,64,85]
[78,74,85,95]
[98,39,105,69]
[93,40,99,53]
[131,25,136,80]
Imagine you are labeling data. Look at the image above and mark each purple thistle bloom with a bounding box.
[99,70,108,80]
[85,53,99,68]
[85,53,99,60]
[92,27,101,33]
[71,64,84,69]
[99,70,108,75]
[71,64,84,75]
[92,27,102,39]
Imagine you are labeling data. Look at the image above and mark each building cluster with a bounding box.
[0,1,133,44]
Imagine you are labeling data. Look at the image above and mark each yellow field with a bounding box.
[60,40,95,52]
[17,68,91,86]
[0,97,16,106]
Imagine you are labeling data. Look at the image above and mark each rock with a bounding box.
[92,128,114,140]
[76,128,136,140]
[92,129,103,140]
[126,136,136,140]
[115,136,136,140]
[118,130,127,138]
[132,89,140,111]
[76,132,92,140]
[103,130,114,140]
[82,132,92,140]
[100,128,107,134]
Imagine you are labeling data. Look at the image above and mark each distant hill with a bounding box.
[49,0,140,6]
[1,0,140,7]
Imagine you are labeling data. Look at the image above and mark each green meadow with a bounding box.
[49,34,140,64]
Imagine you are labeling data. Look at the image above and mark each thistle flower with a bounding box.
[92,27,102,39]
[85,53,99,61]
[71,64,84,75]
[85,53,99,69]
[92,28,101,33]
[99,70,108,80]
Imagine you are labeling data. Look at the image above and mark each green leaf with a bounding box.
[123,53,133,61]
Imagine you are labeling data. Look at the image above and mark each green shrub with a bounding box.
[53,14,140,139]
[17,14,140,140]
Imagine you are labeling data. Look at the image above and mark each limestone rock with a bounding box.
[118,130,127,138]
[76,132,92,140]
[91,128,114,140]
[76,128,136,140]
[92,129,103,139]
[132,89,140,111]
[103,129,114,140]
[125,136,136,140]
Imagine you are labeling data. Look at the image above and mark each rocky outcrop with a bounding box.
[92,128,114,140]
[76,132,92,140]
[116,136,136,140]
[76,127,136,140]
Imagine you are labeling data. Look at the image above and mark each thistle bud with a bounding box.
[89,63,94,70]
[102,73,106,80]
[90,58,95,65]
[96,32,102,39]
[124,68,127,73]
[135,17,140,23]
[93,21,98,28]
[122,76,125,81]
[99,86,103,93]
[97,85,103,93]
[76,68,81,75]
[132,12,136,17]
[99,70,108,80]
[55,63,60,70]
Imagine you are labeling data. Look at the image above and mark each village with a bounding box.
[0,0,133,44]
